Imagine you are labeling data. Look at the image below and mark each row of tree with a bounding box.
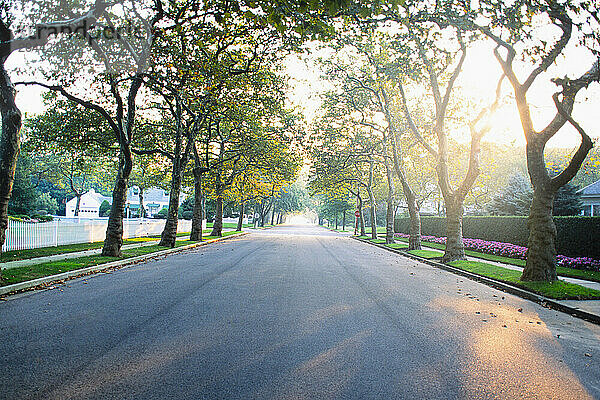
[0,0,334,258]
[308,0,599,282]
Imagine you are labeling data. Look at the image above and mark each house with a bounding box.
[65,189,112,218]
[65,187,185,218]
[579,179,600,216]
[126,187,185,218]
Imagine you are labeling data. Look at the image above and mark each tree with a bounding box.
[0,0,111,249]
[99,200,111,217]
[23,95,115,217]
[376,3,505,262]
[488,173,582,217]
[473,1,600,281]
[487,173,533,216]
[18,0,164,256]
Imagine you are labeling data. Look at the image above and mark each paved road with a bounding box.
[1,225,599,399]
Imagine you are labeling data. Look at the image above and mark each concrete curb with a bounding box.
[0,232,248,297]
[352,237,600,326]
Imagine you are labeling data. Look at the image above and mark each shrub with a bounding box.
[154,208,168,219]
[99,200,111,217]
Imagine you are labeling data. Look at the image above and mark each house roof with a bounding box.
[579,179,600,197]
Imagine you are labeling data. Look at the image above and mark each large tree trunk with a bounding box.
[102,154,132,256]
[355,191,366,236]
[159,160,184,247]
[236,202,244,231]
[190,167,204,241]
[383,159,395,244]
[210,189,223,237]
[442,198,466,263]
[74,193,82,217]
[407,196,421,250]
[138,187,145,218]
[342,210,346,231]
[367,164,377,240]
[522,187,558,281]
[0,63,22,249]
[270,203,275,225]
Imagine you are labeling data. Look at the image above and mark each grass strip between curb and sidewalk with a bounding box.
[0,232,193,263]
[394,237,600,284]
[448,260,600,300]
[0,231,246,295]
[355,237,600,300]
[353,236,600,325]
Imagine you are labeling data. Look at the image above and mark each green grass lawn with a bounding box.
[370,239,387,244]
[396,237,600,283]
[407,249,443,259]
[0,231,242,287]
[448,260,600,300]
[206,222,253,229]
[385,242,408,250]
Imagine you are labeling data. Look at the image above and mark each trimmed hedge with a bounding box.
[395,216,600,259]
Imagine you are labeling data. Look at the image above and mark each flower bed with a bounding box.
[394,233,600,272]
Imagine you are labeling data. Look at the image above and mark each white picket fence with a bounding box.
[2,218,193,252]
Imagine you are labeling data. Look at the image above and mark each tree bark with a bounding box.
[382,155,395,244]
[101,154,131,256]
[367,159,377,240]
[522,187,557,281]
[138,187,145,218]
[210,189,223,237]
[159,159,184,247]
[342,210,346,231]
[74,193,82,216]
[236,202,244,231]
[190,168,204,241]
[270,203,275,226]
[356,192,366,236]
[442,198,466,263]
[0,63,22,249]
[407,199,422,250]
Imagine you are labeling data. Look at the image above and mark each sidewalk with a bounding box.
[1,229,239,271]
[1,241,158,271]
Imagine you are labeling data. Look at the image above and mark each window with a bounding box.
[133,188,139,195]
[594,204,600,217]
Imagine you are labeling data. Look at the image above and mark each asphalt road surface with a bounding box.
[1,225,600,399]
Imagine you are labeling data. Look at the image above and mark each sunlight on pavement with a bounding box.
[285,215,315,225]
[428,296,593,399]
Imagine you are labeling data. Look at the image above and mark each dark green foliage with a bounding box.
[8,154,39,216]
[178,198,194,219]
[487,173,582,216]
[154,208,168,219]
[99,200,111,217]
[395,216,600,258]
[553,184,583,216]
